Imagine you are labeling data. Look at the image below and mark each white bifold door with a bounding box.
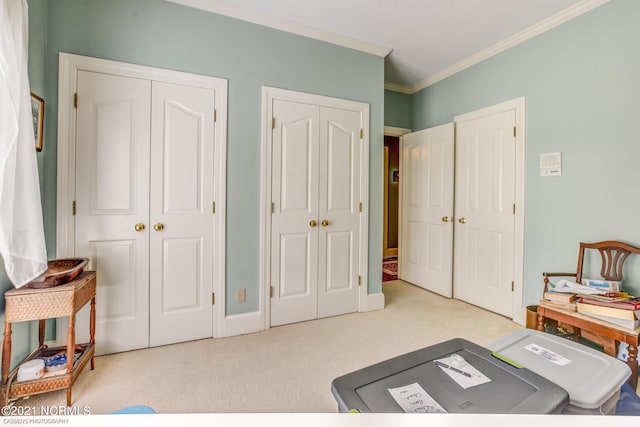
[74,70,216,354]
[399,123,454,297]
[270,99,362,327]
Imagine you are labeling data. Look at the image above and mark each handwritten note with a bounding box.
[388,382,447,413]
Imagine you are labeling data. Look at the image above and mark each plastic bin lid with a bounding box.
[488,329,631,409]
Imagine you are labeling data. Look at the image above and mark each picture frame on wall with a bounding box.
[31,92,44,152]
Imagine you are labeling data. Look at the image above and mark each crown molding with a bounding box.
[408,0,610,94]
[166,0,392,57]
[384,81,413,94]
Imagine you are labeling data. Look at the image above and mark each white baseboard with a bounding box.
[363,292,385,312]
[222,311,265,338]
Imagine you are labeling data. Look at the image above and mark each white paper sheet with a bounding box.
[388,382,446,413]
[434,354,491,389]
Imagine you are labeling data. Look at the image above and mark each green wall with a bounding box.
[2,0,384,333]
[409,0,640,306]
[384,89,411,130]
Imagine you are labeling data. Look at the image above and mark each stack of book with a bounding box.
[540,290,577,311]
[576,295,640,329]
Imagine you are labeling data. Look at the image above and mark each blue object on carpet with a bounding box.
[616,382,640,415]
[112,405,157,414]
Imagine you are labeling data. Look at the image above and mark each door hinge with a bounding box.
[511,281,515,292]
[212,292,215,305]
[360,128,364,139]
[74,93,78,109]
[271,202,275,213]
[214,109,217,122]
[272,117,276,129]
[72,200,77,216]
[212,201,216,214]
[359,202,363,213]
[512,204,516,215]
[358,275,362,286]
[513,126,516,138]
[270,286,274,298]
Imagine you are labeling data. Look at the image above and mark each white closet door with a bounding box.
[454,110,516,317]
[317,106,361,318]
[74,71,151,354]
[149,81,215,346]
[399,123,454,297]
[270,100,320,327]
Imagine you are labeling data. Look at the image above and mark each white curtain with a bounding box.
[0,0,47,288]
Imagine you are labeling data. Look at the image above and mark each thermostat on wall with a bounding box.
[540,152,562,177]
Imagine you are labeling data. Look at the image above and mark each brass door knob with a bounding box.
[321,220,330,227]
[134,223,145,232]
[153,223,165,232]
[458,218,467,224]
[442,216,451,223]
[309,220,317,228]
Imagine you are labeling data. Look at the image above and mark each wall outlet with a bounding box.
[236,288,246,303]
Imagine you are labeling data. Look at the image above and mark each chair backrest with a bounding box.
[575,240,640,284]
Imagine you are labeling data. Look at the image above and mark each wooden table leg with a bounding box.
[537,314,545,332]
[628,344,638,391]
[90,296,96,370]
[38,319,46,347]
[2,322,12,385]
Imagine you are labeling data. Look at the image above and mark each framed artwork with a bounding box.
[392,170,399,183]
[31,92,44,152]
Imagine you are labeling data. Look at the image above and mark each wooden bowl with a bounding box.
[25,258,89,289]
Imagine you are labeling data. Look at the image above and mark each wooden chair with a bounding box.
[543,240,640,292]
[542,240,640,354]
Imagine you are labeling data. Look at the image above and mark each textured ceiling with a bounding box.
[169,0,607,92]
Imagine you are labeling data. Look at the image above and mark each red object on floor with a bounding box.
[382,258,397,282]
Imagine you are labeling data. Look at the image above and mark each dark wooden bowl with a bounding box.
[25,258,89,289]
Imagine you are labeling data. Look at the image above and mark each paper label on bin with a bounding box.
[524,343,571,366]
[434,355,491,389]
[388,382,447,413]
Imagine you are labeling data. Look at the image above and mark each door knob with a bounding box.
[134,223,145,232]
[321,220,330,227]
[153,223,165,232]
[442,216,451,223]
[309,220,317,228]
[458,218,467,224]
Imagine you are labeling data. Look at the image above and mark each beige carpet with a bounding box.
[12,280,522,414]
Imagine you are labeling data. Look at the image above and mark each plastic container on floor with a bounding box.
[331,337,569,414]
[488,328,631,415]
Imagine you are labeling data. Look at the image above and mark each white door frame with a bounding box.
[454,97,526,325]
[260,87,370,329]
[56,52,228,340]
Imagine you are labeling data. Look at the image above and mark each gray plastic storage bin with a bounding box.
[488,329,631,415]
[331,338,569,414]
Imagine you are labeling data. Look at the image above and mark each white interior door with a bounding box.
[453,110,516,317]
[74,70,151,354]
[317,107,361,318]
[148,81,214,346]
[270,100,320,327]
[399,123,454,297]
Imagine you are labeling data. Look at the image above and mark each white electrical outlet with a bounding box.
[237,288,246,303]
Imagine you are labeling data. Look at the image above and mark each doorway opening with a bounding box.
[383,135,399,281]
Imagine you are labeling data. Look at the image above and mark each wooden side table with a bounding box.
[537,303,639,391]
[1,271,96,406]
